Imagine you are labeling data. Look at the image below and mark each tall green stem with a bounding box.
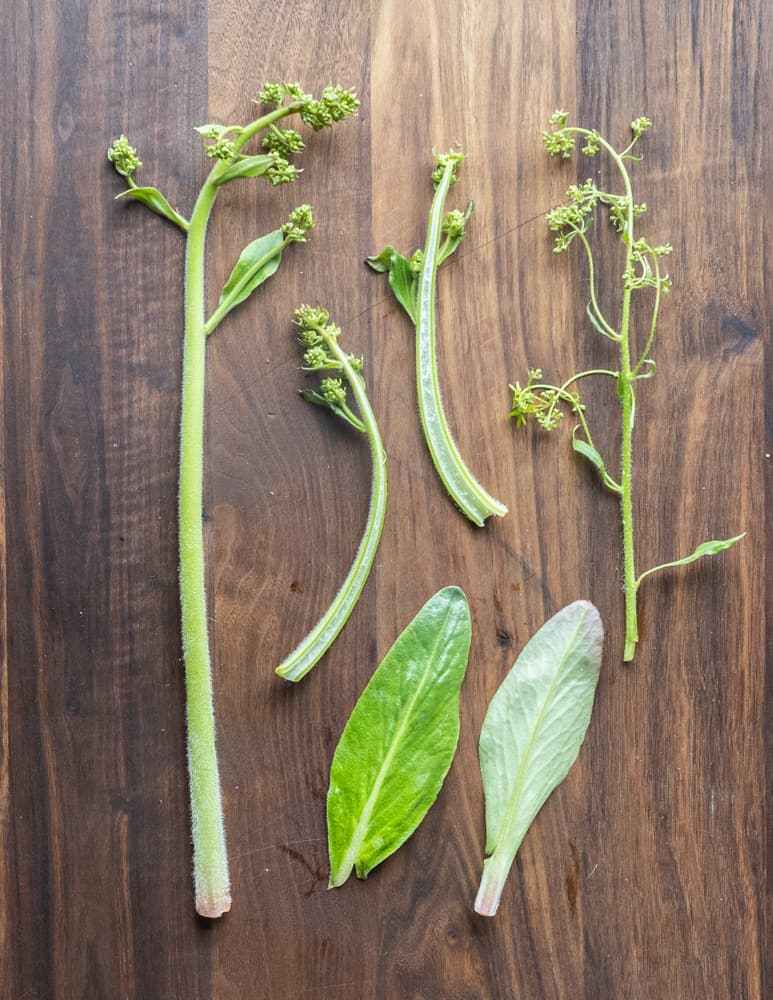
[607,144,638,662]
[179,175,231,918]
[178,101,309,916]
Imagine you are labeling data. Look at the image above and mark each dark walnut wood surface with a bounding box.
[1,1,767,997]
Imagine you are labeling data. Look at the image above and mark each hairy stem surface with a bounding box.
[180,174,231,918]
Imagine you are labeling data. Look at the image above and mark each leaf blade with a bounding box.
[216,229,285,318]
[636,532,746,588]
[327,587,472,887]
[476,601,603,916]
[115,186,188,230]
[366,246,418,322]
[213,154,275,186]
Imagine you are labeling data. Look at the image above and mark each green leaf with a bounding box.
[216,230,285,318]
[475,600,603,916]
[636,532,746,588]
[327,587,472,887]
[572,436,620,492]
[213,154,275,186]
[299,389,365,432]
[585,300,617,340]
[366,247,418,322]
[193,123,227,136]
[364,245,395,273]
[115,186,188,230]
[572,436,606,474]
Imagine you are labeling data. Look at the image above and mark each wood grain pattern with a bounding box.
[1,0,766,997]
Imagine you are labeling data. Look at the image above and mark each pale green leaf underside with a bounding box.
[327,587,472,887]
[476,600,603,916]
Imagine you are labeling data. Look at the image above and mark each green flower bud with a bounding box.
[293,305,330,329]
[321,377,347,406]
[281,203,314,242]
[256,82,284,106]
[303,346,329,368]
[442,209,467,240]
[108,135,142,178]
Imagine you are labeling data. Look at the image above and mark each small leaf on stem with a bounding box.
[115,186,189,230]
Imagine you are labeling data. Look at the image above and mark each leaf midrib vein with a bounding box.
[488,609,587,860]
[334,609,455,881]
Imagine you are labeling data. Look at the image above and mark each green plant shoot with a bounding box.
[368,151,507,526]
[276,307,387,682]
[108,81,359,917]
[509,113,743,662]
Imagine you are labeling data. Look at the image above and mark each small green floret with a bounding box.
[282,204,314,242]
[321,377,347,406]
[108,135,142,178]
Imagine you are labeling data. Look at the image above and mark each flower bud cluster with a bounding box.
[509,368,582,432]
[255,81,360,132]
[107,135,142,178]
[431,149,465,186]
[282,204,314,242]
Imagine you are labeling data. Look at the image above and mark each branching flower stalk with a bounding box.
[368,151,507,526]
[276,307,387,682]
[108,82,359,917]
[510,112,743,662]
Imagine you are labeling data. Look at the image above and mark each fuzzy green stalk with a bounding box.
[109,87,358,916]
[178,102,320,915]
[179,173,229,918]
[576,131,639,659]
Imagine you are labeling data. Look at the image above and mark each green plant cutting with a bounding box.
[276,307,387,682]
[108,81,359,917]
[476,601,603,916]
[327,587,471,887]
[510,113,743,662]
[368,150,507,526]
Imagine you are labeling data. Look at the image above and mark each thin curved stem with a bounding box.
[576,232,619,339]
[631,250,662,377]
[276,336,387,682]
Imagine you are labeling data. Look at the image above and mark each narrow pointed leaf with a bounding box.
[299,389,365,432]
[213,154,275,186]
[572,436,620,492]
[327,587,472,887]
[217,229,284,318]
[193,123,227,136]
[476,601,603,916]
[572,436,606,475]
[585,300,617,339]
[637,532,746,588]
[115,186,189,230]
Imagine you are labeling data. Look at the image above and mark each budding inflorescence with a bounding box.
[282,204,314,242]
[509,368,582,431]
[255,81,360,132]
[431,149,465,187]
[293,307,367,431]
[442,209,468,240]
[107,135,142,178]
